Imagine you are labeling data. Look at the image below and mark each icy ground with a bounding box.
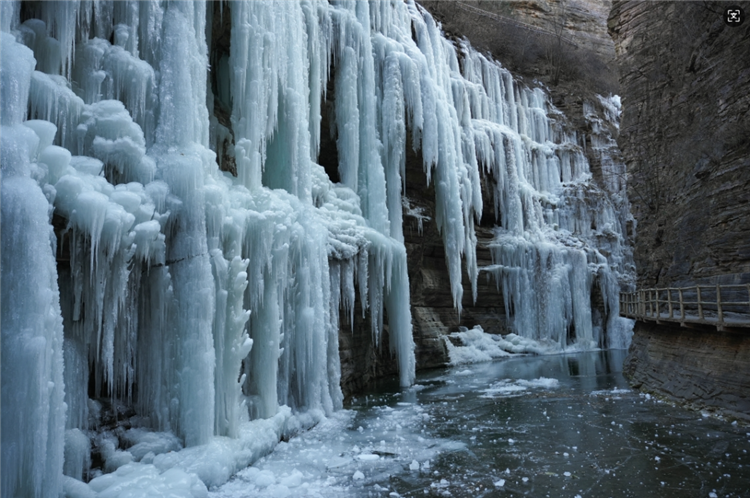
[211,351,750,498]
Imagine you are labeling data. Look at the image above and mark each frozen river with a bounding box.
[211,351,750,497]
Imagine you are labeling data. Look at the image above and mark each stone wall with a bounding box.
[624,321,750,422]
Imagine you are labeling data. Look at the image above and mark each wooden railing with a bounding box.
[620,284,750,331]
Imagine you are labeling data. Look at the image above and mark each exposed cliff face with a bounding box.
[608,1,750,288]
[335,2,635,394]
[419,0,618,94]
[609,1,750,417]
[625,322,750,422]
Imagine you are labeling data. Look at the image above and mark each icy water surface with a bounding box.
[211,351,750,497]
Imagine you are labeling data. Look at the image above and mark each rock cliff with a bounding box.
[336,1,635,396]
[624,321,750,422]
[420,0,619,94]
[609,0,750,416]
[608,1,750,288]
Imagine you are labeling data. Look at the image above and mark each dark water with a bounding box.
[367,350,750,497]
[213,351,750,498]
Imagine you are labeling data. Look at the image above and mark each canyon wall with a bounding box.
[609,0,750,289]
[624,322,750,422]
[420,0,618,94]
[609,0,750,416]
[394,0,632,384]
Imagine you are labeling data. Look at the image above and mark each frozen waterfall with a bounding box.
[0,1,632,496]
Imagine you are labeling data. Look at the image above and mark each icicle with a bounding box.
[1,32,66,498]
[1,0,635,493]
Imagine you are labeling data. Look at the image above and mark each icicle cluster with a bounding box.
[1,1,632,496]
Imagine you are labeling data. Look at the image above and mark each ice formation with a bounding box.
[0,1,632,496]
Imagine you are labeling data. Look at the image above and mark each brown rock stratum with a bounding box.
[610,0,750,417]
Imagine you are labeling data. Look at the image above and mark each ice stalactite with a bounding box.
[228,0,416,396]
[0,0,632,495]
[1,32,66,498]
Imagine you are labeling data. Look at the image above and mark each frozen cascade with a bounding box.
[1,31,66,498]
[0,1,632,496]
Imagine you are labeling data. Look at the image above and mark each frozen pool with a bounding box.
[211,350,750,497]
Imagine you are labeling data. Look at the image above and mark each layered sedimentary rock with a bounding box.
[396,0,633,375]
[609,0,750,415]
[624,322,750,421]
[420,0,618,91]
[609,0,750,288]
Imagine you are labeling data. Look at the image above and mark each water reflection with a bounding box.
[357,350,749,498]
[212,351,750,498]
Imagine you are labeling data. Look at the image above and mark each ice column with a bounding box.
[152,1,216,447]
[1,32,66,498]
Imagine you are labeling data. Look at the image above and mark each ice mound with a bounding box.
[445,325,573,365]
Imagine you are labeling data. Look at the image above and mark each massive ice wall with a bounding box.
[1,31,66,498]
[1,0,632,495]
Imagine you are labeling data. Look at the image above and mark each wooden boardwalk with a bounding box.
[620,284,750,331]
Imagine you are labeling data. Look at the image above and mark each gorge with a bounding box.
[1,1,746,497]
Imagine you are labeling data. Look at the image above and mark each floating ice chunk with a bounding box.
[518,377,559,389]
[409,460,419,471]
[494,479,505,487]
[352,470,364,480]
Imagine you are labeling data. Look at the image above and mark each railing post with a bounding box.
[624,293,628,316]
[638,290,642,318]
[716,284,723,326]
[697,286,703,320]
[641,290,645,318]
[667,288,673,318]
[649,290,654,318]
[679,288,684,320]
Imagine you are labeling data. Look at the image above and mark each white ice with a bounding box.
[1,1,632,496]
